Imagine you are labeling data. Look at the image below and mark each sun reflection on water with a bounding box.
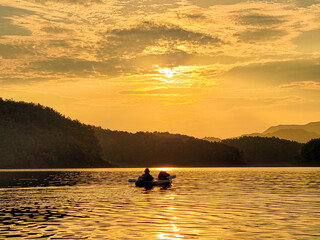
[154,168,178,174]
[156,168,169,171]
[1,168,318,239]
[155,189,186,240]
[157,233,184,239]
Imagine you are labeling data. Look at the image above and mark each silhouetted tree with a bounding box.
[0,98,112,168]
[221,136,302,166]
[94,127,245,167]
[300,138,320,166]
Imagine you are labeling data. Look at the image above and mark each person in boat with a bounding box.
[140,168,154,181]
[158,171,170,180]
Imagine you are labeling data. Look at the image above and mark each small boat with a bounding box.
[128,175,176,188]
[135,178,172,188]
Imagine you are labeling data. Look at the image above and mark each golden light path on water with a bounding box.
[0,167,319,239]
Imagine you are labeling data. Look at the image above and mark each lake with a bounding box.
[0,167,319,239]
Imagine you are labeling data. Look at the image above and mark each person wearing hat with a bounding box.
[141,168,154,181]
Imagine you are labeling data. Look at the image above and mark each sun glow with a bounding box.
[159,68,174,78]
[157,233,184,239]
[156,167,168,171]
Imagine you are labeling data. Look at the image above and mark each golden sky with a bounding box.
[0,0,319,138]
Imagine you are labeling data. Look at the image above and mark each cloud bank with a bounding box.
[0,0,319,138]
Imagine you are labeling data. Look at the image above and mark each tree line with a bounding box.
[221,136,319,166]
[0,98,111,168]
[0,98,319,168]
[94,128,245,167]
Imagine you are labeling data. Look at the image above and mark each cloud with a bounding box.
[188,0,320,8]
[30,57,120,77]
[32,0,103,5]
[234,28,287,42]
[0,18,31,38]
[0,76,55,85]
[204,96,304,110]
[0,0,319,139]
[293,29,320,53]
[46,39,73,48]
[177,12,207,20]
[235,13,285,26]
[41,25,74,34]
[188,0,246,8]
[1,0,319,86]
[129,50,244,68]
[96,21,223,59]
[0,43,36,59]
[280,81,320,90]
[0,5,34,38]
[120,87,204,95]
[222,57,320,87]
[0,5,34,17]
[295,0,320,7]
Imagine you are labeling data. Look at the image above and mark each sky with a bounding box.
[0,0,319,138]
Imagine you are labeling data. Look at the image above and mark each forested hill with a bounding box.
[0,99,245,168]
[221,136,303,166]
[0,99,112,168]
[2,98,314,168]
[94,128,245,167]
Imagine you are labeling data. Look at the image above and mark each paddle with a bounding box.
[128,175,176,183]
[128,179,137,183]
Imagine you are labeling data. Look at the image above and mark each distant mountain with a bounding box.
[222,136,303,166]
[202,137,221,142]
[264,129,320,143]
[94,128,245,167]
[241,121,320,143]
[263,121,320,135]
[0,98,113,168]
[240,132,263,137]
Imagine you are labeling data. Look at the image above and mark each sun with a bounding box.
[159,68,174,78]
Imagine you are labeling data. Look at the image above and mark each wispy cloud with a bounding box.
[0,0,320,137]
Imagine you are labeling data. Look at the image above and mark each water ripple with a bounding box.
[0,168,319,239]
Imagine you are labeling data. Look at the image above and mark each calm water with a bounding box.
[0,168,319,239]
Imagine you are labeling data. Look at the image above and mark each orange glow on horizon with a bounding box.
[1,0,319,139]
[156,167,169,171]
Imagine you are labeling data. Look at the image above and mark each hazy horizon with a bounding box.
[0,0,319,138]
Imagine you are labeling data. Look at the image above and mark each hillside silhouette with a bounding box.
[202,137,221,142]
[94,128,245,167]
[0,99,112,168]
[221,136,303,166]
[300,138,320,166]
[0,99,318,168]
[0,99,245,168]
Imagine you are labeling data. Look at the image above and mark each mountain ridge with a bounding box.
[263,121,320,135]
[0,99,245,168]
[203,121,320,143]
[1,98,318,168]
[239,121,320,143]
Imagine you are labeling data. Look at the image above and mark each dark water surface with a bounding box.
[0,168,319,239]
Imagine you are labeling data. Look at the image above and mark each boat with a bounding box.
[135,177,172,188]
